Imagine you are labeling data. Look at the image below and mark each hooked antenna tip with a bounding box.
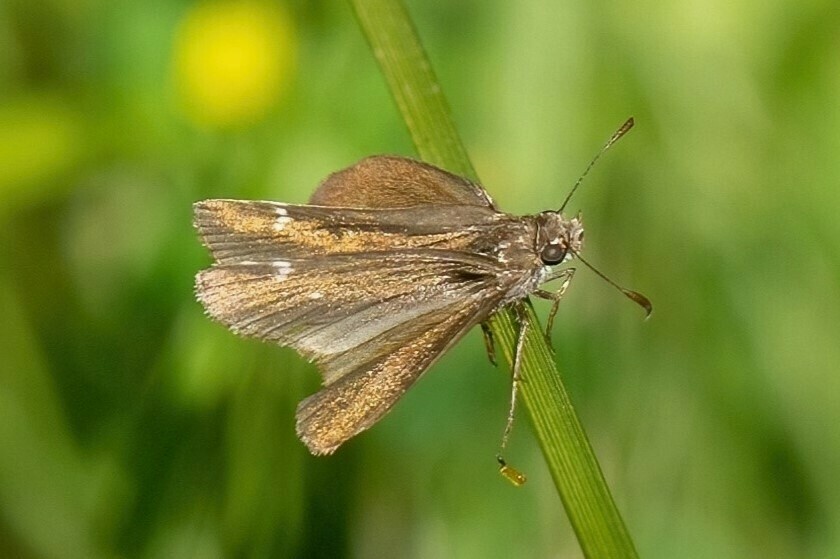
[622,288,653,319]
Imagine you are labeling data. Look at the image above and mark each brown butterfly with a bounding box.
[193,119,649,457]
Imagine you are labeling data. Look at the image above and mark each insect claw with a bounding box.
[481,323,498,367]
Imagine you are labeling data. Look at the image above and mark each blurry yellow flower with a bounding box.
[173,1,295,128]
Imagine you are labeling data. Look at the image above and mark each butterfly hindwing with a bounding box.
[310,155,496,209]
[295,292,494,454]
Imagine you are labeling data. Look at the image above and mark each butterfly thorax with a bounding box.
[472,210,583,306]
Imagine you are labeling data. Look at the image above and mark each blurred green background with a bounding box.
[2,0,839,557]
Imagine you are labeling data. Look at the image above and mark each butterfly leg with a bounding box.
[480,322,497,367]
[533,267,576,348]
[499,304,529,455]
[495,304,531,485]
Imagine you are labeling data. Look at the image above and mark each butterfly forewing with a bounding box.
[194,199,503,264]
[196,251,500,365]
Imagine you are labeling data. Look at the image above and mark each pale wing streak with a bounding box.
[286,287,464,356]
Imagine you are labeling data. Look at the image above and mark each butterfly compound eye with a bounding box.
[540,244,566,265]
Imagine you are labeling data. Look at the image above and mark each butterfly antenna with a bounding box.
[558,117,635,212]
[572,250,652,317]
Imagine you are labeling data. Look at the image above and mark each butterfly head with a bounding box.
[534,211,584,266]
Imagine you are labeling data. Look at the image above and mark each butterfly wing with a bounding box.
[309,155,497,209]
[194,199,509,453]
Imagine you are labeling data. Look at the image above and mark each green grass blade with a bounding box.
[349,1,640,557]
[349,0,475,179]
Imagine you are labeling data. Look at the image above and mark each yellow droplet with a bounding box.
[173,1,296,127]
[497,455,527,487]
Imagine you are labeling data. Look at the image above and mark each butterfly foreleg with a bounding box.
[533,267,576,348]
